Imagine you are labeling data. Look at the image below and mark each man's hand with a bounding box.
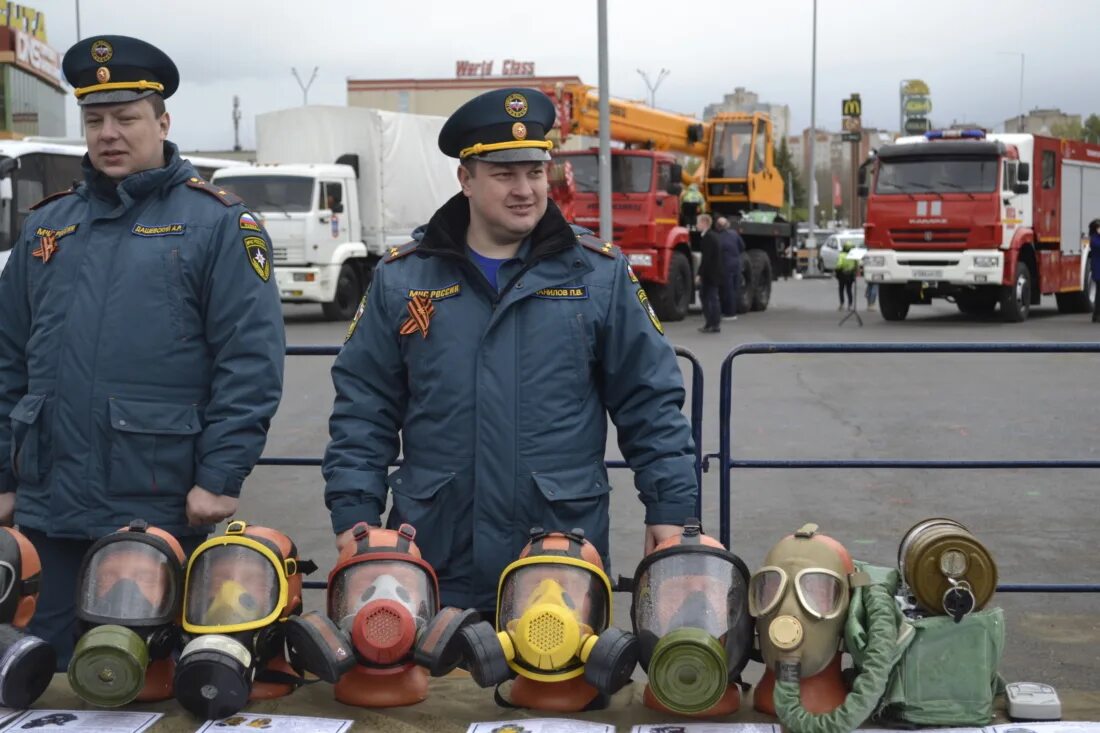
[0,493,14,526]
[644,524,682,554]
[186,486,239,527]
[335,525,380,553]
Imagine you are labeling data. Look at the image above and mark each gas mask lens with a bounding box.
[499,563,607,634]
[748,568,786,617]
[185,545,281,630]
[795,570,844,620]
[330,561,434,628]
[635,552,740,638]
[79,541,175,623]
[0,561,13,608]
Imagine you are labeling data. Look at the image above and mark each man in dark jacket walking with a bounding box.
[0,36,285,666]
[696,213,725,332]
[1090,219,1100,323]
[715,216,744,318]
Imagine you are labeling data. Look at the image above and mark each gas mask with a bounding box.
[175,521,316,719]
[285,522,474,708]
[68,519,185,706]
[0,527,54,709]
[631,520,752,716]
[898,518,996,621]
[459,528,637,712]
[750,523,869,716]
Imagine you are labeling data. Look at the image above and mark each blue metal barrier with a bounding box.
[266,344,705,590]
[712,341,1100,593]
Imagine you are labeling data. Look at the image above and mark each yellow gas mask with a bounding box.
[458,529,637,712]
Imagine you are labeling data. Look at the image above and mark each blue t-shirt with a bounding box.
[468,247,510,291]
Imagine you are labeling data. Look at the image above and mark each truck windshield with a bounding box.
[565,154,653,194]
[709,122,754,179]
[215,175,314,213]
[875,157,998,194]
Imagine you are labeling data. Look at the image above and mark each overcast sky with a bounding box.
[35,0,1100,150]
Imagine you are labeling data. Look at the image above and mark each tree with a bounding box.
[1050,119,1085,140]
[1084,114,1100,144]
[774,137,806,220]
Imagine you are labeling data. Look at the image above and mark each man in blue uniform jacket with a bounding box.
[0,35,285,664]
[323,88,698,615]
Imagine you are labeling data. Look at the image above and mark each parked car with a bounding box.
[819,229,865,272]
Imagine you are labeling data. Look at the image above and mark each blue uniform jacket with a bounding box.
[1091,232,1100,282]
[324,195,697,611]
[0,143,285,538]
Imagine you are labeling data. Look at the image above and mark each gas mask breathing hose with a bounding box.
[773,583,898,733]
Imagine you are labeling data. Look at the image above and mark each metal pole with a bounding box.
[1018,54,1025,128]
[74,0,81,41]
[807,0,818,240]
[291,66,319,106]
[637,68,670,108]
[597,0,612,242]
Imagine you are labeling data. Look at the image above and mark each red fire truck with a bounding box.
[861,129,1100,322]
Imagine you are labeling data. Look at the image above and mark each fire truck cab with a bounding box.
[862,129,1100,322]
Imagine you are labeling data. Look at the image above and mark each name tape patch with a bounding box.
[406,283,461,301]
[533,286,589,299]
[34,224,79,240]
[132,223,185,237]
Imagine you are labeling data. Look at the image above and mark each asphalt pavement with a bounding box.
[241,274,1100,699]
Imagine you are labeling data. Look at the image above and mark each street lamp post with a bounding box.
[291,67,319,106]
[636,68,670,108]
[807,0,818,250]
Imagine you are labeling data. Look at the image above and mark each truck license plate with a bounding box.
[912,269,942,279]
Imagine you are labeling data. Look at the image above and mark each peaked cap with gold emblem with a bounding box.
[62,35,179,106]
[438,87,556,163]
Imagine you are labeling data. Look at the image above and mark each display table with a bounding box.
[26,672,1100,732]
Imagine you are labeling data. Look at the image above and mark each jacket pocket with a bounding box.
[531,462,611,547]
[387,463,457,569]
[107,398,201,498]
[9,394,48,485]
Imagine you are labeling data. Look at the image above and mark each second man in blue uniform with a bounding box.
[323,88,698,615]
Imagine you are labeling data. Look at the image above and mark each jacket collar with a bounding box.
[83,141,191,204]
[417,193,577,264]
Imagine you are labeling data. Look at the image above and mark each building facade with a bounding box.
[347,73,583,118]
[0,4,64,138]
[1003,108,1081,136]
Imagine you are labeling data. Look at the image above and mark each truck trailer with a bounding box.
[213,106,458,320]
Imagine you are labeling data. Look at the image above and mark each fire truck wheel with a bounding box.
[737,258,754,314]
[322,264,362,321]
[1000,260,1032,322]
[748,250,772,311]
[878,284,910,321]
[649,251,692,322]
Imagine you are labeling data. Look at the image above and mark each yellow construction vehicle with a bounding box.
[545,83,793,319]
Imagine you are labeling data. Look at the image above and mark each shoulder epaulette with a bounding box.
[577,233,618,258]
[384,240,420,263]
[185,177,242,207]
[30,188,77,211]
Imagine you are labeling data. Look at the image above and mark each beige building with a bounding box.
[1004,107,1081,135]
[347,75,583,118]
[704,87,790,144]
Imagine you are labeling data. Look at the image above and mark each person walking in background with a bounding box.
[1090,219,1100,323]
[696,213,725,332]
[715,216,744,320]
[835,239,858,311]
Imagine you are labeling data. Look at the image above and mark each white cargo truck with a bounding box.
[212,106,459,320]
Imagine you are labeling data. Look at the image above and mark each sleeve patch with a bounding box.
[243,235,271,281]
[345,292,368,342]
[637,287,664,334]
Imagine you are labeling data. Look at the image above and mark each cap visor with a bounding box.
[472,147,551,163]
[78,89,156,107]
